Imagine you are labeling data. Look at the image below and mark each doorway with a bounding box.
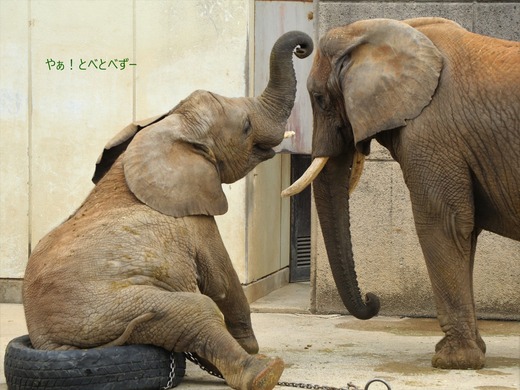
[289,154,312,282]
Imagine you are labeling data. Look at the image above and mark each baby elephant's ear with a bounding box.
[93,112,169,184]
[123,115,228,217]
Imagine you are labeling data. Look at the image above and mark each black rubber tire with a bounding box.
[4,335,185,390]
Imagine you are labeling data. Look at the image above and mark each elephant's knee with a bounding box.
[193,293,225,320]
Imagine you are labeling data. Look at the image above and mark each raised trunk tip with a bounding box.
[259,31,313,122]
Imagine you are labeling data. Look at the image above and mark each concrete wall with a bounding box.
[0,0,291,302]
[311,1,520,319]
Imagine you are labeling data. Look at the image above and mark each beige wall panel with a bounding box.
[30,0,133,245]
[1,0,282,290]
[0,0,29,278]
[250,0,316,283]
[473,232,520,318]
[247,156,284,282]
[134,0,250,281]
[134,0,249,116]
[254,0,314,154]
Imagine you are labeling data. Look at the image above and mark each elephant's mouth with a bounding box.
[254,144,276,160]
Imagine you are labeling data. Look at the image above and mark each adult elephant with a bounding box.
[283,17,519,370]
[22,31,313,390]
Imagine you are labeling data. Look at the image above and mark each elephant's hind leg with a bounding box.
[122,289,283,390]
[432,228,485,369]
[412,201,485,369]
[406,156,485,369]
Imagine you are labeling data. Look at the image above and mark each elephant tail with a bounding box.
[99,312,157,348]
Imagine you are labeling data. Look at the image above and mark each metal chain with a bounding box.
[184,352,224,379]
[161,352,177,390]
[278,381,359,389]
[172,351,391,390]
[278,378,391,390]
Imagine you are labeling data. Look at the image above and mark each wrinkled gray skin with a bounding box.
[23,31,313,390]
[305,18,519,369]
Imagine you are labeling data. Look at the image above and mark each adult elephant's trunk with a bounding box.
[313,153,380,319]
[283,151,379,320]
[255,31,313,139]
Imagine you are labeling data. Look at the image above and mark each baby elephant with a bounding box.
[23,31,312,390]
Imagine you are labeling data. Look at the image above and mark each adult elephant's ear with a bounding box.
[92,112,169,184]
[122,115,228,217]
[324,19,443,153]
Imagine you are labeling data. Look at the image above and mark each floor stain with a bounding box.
[405,380,429,387]
[375,356,518,379]
[336,317,440,336]
[482,356,520,370]
[337,343,357,348]
[336,318,520,337]
[375,360,446,376]
[476,369,509,376]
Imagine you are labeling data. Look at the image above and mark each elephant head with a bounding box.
[283,19,443,319]
[92,30,313,217]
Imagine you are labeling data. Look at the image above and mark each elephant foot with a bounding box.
[435,332,486,354]
[432,337,485,369]
[227,354,284,390]
[248,355,284,390]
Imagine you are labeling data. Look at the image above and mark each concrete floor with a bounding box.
[2,283,519,389]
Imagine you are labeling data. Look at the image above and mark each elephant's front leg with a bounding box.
[214,273,260,355]
[411,193,485,369]
[195,219,259,354]
[122,289,283,390]
[187,270,260,381]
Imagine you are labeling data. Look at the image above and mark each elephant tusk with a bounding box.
[281,157,329,197]
[348,151,365,195]
[283,130,296,139]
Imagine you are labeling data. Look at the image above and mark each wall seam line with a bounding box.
[27,0,33,257]
[132,0,137,122]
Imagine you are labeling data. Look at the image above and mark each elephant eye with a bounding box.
[243,119,252,135]
[313,93,326,110]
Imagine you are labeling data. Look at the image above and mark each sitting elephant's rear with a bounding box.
[23,158,200,350]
